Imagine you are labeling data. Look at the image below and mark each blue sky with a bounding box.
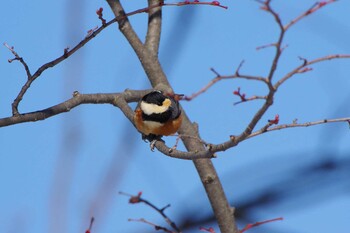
[1,1,350,233]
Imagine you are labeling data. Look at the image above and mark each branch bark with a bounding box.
[106,2,239,232]
[145,0,162,55]
[2,1,349,233]
[0,90,148,127]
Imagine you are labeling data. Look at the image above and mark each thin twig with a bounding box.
[233,95,267,105]
[248,117,350,139]
[3,43,32,79]
[5,16,115,115]
[184,65,266,101]
[275,54,350,89]
[164,1,228,9]
[235,0,340,143]
[284,0,337,31]
[259,1,284,84]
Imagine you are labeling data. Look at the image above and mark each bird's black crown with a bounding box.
[142,90,166,106]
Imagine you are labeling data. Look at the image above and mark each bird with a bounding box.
[134,90,182,142]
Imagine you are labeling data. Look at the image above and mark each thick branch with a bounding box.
[154,140,214,160]
[145,0,162,55]
[0,90,149,128]
[106,0,145,58]
[106,0,170,89]
[176,111,238,233]
[105,2,238,232]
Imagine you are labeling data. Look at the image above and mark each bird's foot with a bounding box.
[150,140,157,151]
[141,134,163,151]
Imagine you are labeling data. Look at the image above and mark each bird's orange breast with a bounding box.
[134,108,182,136]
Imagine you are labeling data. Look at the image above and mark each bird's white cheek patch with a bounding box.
[140,101,169,115]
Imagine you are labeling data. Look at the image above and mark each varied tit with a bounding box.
[134,90,182,141]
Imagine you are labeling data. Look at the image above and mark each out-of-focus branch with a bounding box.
[239,217,283,233]
[128,218,174,233]
[120,191,181,233]
[85,217,95,233]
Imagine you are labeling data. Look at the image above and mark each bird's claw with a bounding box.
[150,140,157,151]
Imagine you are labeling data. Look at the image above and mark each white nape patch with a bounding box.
[140,101,169,115]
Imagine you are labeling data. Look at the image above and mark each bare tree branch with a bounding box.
[164,1,228,9]
[105,2,239,232]
[3,43,32,78]
[275,54,350,89]
[198,116,350,155]
[184,65,267,101]
[258,0,284,85]
[2,1,349,233]
[284,0,336,31]
[145,0,163,55]
[6,2,193,117]
[106,0,145,57]
[248,117,350,139]
[0,90,149,128]
[233,95,267,106]
[4,16,116,116]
